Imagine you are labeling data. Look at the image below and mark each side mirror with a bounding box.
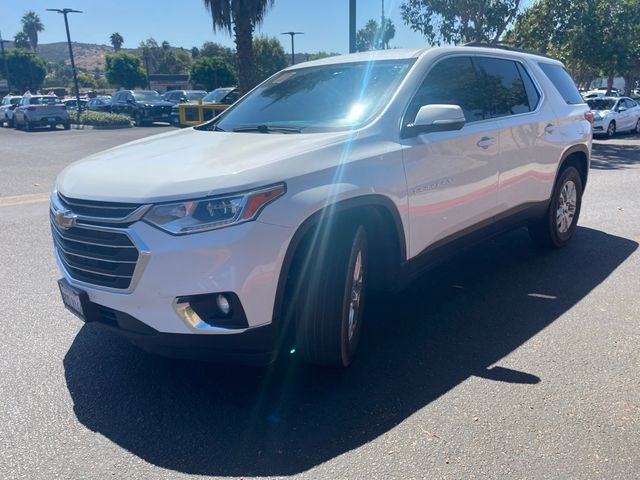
[618,106,627,112]
[403,104,466,138]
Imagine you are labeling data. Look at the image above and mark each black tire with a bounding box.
[606,121,616,138]
[634,119,640,134]
[63,122,71,130]
[295,224,368,367]
[529,166,583,249]
[7,117,14,128]
[25,120,33,132]
[134,112,145,126]
[50,124,57,130]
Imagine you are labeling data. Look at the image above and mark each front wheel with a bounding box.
[134,112,145,126]
[295,224,368,367]
[606,121,616,138]
[63,122,71,130]
[25,120,33,132]
[529,166,583,248]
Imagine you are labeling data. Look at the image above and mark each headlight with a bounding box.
[144,183,285,234]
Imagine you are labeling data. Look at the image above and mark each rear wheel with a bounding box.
[25,120,33,132]
[134,112,145,126]
[634,119,640,134]
[7,116,14,128]
[295,224,368,367]
[529,166,583,248]
[606,121,616,138]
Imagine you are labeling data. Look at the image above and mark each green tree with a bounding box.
[191,46,200,58]
[356,18,396,51]
[202,0,275,94]
[401,0,522,45]
[189,56,237,90]
[253,36,287,82]
[6,48,47,91]
[110,32,124,51]
[200,41,236,65]
[105,52,147,89]
[76,71,97,89]
[139,38,190,74]
[511,0,640,93]
[307,51,340,61]
[21,11,44,52]
[13,31,31,50]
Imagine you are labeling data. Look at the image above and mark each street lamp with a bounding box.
[0,31,10,93]
[280,32,304,66]
[46,8,82,124]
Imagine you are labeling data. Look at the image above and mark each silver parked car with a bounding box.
[588,97,640,137]
[13,95,70,131]
[1,95,22,128]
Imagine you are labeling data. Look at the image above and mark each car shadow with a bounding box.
[63,226,637,476]
[592,136,640,170]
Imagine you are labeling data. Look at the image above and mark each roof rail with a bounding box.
[462,41,554,60]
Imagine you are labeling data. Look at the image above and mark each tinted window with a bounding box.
[624,99,636,108]
[407,56,485,124]
[516,63,541,110]
[474,57,530,117]
[538,63,583,105]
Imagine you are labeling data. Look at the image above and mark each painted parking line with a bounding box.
[0,192,50,207]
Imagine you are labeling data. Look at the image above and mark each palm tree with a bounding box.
[202,0,275,93]
[110,32,124,51]
[21,11,44,52]
[13,31,31,50]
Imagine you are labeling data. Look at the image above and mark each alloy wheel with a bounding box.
[556,180,577,234]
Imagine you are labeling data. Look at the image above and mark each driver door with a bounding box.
[401,56,500,259]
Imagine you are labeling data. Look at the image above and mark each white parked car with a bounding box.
[51,46,592,367]
[1,95,22,128]
[587,97,640,137]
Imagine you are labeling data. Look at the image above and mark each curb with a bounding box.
[71,123,133,130]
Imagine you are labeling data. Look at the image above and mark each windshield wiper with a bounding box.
[196,122,226,132]
[233,124,302,134]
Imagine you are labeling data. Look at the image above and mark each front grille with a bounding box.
[51,213,139,290]
[58,193,141,220]
[151,105,171,115]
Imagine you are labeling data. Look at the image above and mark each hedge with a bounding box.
[71,111,132,127]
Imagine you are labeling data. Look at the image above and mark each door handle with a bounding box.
[476,136,496,149]
[544,123,556,134]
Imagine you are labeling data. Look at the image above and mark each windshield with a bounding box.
[203,89,232,103]
[213,59,415,132]
[587,99,616,110]
[29,96,61,105]
[133,91,160,102]
[186,91,207,101]
[10,97,21,105]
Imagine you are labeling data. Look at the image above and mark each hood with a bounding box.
[56,127,356,203]
[137,100,173,107]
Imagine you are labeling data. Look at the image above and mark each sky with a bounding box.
[1,0,431,54]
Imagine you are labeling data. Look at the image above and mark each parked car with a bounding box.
[14,95,70,131]
[51,46,591,367]
[163,90,207,104]
[86,96,112,112]
[587,97,640,137]
[171,88,239,126]
[62,98,88,112]
[1,95,22,128]
[583,88,621,100]
[110,90,173,126]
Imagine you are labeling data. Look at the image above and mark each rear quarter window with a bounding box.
[538,63,584,105]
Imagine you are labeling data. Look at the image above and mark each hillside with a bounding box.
[36,42,115,71]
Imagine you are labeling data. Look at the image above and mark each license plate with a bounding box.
[58,279,85,320]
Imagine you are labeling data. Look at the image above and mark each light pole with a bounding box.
[46,8,82,124]
[281,32,304,66]
[0,31,10,93]
[349,0,356,53]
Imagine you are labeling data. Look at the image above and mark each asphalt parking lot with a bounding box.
[0,126,639,479]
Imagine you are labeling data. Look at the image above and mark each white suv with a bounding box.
[51,46,592,367]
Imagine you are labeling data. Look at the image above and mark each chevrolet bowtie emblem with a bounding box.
[54,209,78,230]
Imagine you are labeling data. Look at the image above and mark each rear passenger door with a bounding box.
[475,56,561,212]
[401,55,501,258]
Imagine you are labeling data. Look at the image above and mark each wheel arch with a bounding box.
[556,144,590,191]
[271,194,406,329]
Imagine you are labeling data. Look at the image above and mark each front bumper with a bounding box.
[592,119,607,133]
[54,218,294,353]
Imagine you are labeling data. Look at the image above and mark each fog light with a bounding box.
[216,294,231,316]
